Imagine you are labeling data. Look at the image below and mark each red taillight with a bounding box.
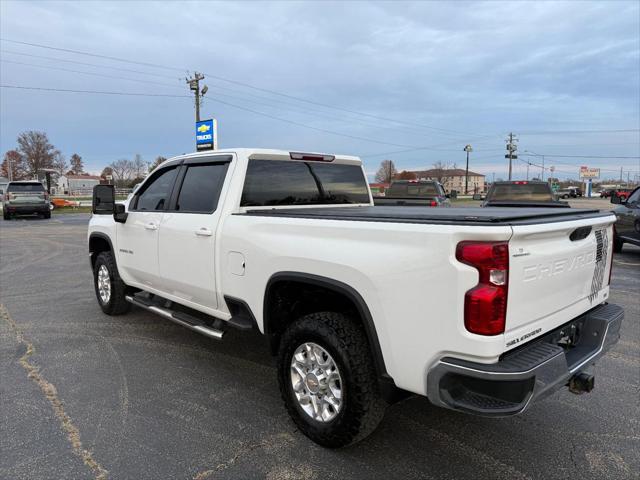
[456,241,509,336]
[514,181,528,185]
[429,200,438,207]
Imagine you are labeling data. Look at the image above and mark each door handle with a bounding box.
[195,227,213,237]
[144,222,158,231]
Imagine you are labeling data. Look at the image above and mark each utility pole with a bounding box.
[463,144,473,194]
[186,72,207,122]
[505,133,518,180]
[620,166,623,186]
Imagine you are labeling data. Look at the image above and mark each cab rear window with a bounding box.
[7,183,45,192]
[488,184,553,202]
[241,160,369,207]
[387,183,443,197]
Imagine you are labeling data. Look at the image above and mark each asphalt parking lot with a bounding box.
[1,213,638,480]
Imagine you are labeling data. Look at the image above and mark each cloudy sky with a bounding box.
[1,0,639,181]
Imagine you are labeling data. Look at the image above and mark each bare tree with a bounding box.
[1,150,28,180]
[109,158,134,187]
[16,131,57,178]
[148,156,167,173]
[52,151,68,177]
[430,161,458,188]
[375,160,397,183]
[132,154,147,178]
[69,153,84,175]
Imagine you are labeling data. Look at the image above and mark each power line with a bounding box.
[518,129,640,135]
[2,50,498,142]
[0,49,180,79]
[1,59,184,90]
[1,84,191,97]
[520,153,640,159]
[0,37,494,140]
[0,84,467,150]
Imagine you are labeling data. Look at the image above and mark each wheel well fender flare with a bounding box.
[263,271,390,381]
[89,232,114,268]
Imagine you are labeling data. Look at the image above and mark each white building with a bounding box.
[411,168,486,194]
[56,174,102,195]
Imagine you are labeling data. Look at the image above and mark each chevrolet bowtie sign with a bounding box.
[196,119,217,151]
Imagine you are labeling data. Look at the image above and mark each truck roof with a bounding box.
[167,148,362,165]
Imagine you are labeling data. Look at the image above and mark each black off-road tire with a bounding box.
[93,251,132,315]
[2,210,9,220]
[277,312,387,448]
[43,211,51,219]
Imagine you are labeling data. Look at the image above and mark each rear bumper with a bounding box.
[426,303,623,416]
[5,203,49,214]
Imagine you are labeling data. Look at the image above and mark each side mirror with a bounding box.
[611,195,622,205]
[114,203,128,223]
[92,185,115,214]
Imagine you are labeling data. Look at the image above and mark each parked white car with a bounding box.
[88,148,623,447]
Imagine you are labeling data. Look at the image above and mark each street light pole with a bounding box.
[463,144,473,195]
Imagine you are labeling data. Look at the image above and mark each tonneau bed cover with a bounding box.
[242,206,612,226]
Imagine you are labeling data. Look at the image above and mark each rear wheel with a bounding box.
[43,211,51,219]
[93,251,131,315]
[277,312,386,448]
[2,210,9,220]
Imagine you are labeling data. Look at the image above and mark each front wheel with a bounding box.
[93,251,132,315]
[277,312,386,448]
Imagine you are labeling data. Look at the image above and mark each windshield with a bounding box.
[487,183,553,202]
[7,183,45,192]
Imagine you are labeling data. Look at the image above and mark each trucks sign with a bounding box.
[196,119,217,151]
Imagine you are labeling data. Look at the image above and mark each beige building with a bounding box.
[411,168,486,194]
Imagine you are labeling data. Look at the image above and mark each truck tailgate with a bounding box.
[505,214,615,350]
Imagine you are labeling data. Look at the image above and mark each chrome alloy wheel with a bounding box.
[97,265,111,304]
[290,342,343,422]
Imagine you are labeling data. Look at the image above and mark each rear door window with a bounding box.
[174,163,229,213]
[134,167,178,211]
[241,160,369,206]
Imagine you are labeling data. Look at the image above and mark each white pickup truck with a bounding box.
[89,149,623,447]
